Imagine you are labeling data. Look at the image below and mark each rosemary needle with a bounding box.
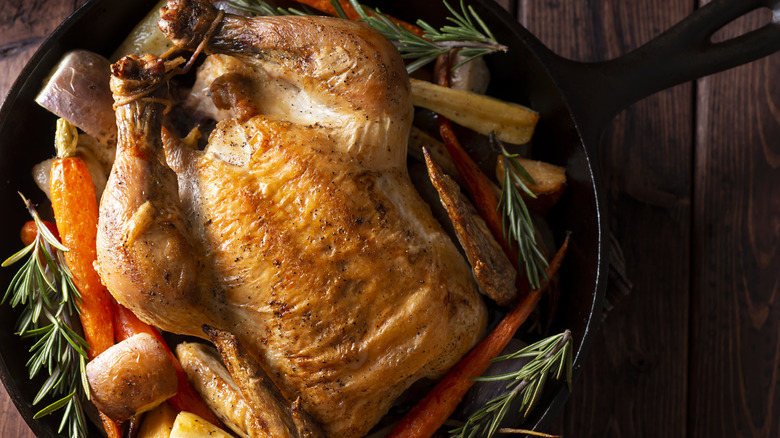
[228,0,507,73]
[450,330,574,438]
[494,133,549,290]
[2,194,90,438]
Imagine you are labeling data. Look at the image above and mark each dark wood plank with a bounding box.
[2,1,777,438]
[0,384,35,438]
[517,0,693,436]
[690,5,780,436]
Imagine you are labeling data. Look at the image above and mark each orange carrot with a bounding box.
[114,304,223,426]
[49,124,115,359]
[296,0,425,37]
[49,119,120,437]
[20,220,59,246]
[385,236,569,438]
[98,412,122,438]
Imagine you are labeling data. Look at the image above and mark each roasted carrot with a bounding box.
[385,235,569,438]
[50,119,116,359]
[114,304,223,426]
[20,220,59,246]
[296,0,425,37]
[49,119,120,437]
[98,412,122,438]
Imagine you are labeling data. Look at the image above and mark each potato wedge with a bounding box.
[169,412,233,438]
[410,78,539,145]
[496,155,567,214]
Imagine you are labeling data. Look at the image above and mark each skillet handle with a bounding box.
[545,0,780,140]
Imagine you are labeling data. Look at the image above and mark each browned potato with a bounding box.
[35,50,116,148]
[86,333,178,423]
[496,155,567,215]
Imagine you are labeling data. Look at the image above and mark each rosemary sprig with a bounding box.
[2,194,90,438]
[494,134,548,289]
[228,0,316,16]
[227,0,507,73]
[450,330,573,438]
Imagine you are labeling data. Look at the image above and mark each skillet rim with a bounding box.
[0,0,609,435]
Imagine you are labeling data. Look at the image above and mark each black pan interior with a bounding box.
[0,0,606,435]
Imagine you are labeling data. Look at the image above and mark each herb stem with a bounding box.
[449,330,574,438]
[2,194,89,438]
[229,0,506,73]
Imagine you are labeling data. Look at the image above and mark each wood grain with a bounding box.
[691,4,780,436]
[518,0,693,436]
[1,0,779,437]
[1,3,87,437]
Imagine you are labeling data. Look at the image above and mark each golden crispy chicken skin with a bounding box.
[96,1,487,437]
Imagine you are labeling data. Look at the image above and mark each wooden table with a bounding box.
[2,0,778,436]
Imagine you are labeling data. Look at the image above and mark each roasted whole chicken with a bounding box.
[96,0,488,437]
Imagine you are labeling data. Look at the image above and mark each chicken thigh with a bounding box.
[96,1,487,436]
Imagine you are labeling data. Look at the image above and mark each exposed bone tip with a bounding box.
[159,0,219,50]
[110,54,167,98]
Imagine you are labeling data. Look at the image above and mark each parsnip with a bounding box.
[169,412,233,438]
[408,126,460,180]
[410,78,539,145]
[137,403,178,438]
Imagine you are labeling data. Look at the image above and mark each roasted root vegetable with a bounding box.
[385,236,569,438]
[115,305,224,427]
[36,51,116,148]
[169,412,233,438]
[449,54,490,94]
[497,155,567,215]
[49,118,121,437]
[410,78,539,145]
[111,0,173,61]
[137,403,178,438]
[86,333,178,423]
[176,342,266,438]
[32,135,111,202]
[278,0,425,37]
[407,126,463,183]
[50,118,116,359]
[205,327,325,438]
[19,220,58,246]
[423,148,517,306]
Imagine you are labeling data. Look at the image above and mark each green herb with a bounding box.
[495,134,548,289]
[227,0,507,73]
[229,0,316,16]
[450,330,573,438]
[2,194,90,438]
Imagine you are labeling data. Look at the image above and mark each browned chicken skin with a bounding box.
[96,1,487,436]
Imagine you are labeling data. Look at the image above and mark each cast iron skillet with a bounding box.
[1,0,778,436]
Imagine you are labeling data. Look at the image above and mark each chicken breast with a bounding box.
[96,1,487,436]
